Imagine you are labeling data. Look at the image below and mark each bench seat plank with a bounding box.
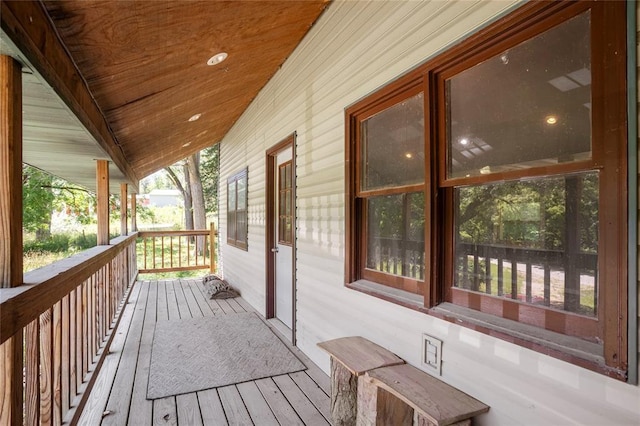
[318,336,404,375]
[365,364,489,426]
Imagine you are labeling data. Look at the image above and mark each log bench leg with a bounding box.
[331,357,358,425]
[356,375,413,426]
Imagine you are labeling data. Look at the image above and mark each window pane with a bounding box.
[228,211,236,241]
[447,12,591,178]
[228,181,236,211]
[361,93,424,191]
[366,192,425,280]
[236,211,247,244]
[454,172,598,317]
[237,177,247,209]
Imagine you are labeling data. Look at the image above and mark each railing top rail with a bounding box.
[138,229,215,237]
[0,232,138,345]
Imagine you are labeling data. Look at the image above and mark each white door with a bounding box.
[275,148,293,328]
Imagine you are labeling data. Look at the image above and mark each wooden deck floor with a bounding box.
[78,279,331,425]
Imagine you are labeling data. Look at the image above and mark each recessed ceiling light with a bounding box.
[545,115,558,125]
[460,138,469,145]
[188,113,202,122]
[405,152,413,159]
[207,52,228,66]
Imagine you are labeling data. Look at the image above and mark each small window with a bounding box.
[227,168,248,250]
[278,161,293,245]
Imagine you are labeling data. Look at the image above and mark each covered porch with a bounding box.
[1,229,330,425]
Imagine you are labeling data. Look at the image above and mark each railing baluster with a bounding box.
[511,260,518,299]
[544,265,551,306]
[525,263,532,303]
[53,301,63,425]
[62,295,71,417]
[25,318,40,425]
[40,308,53,425]
[70,289,77,401]
[82,280,88,382]
[170,236,174,269]
[161,236,165,269]
[472,250,480,292]
[485,255,492,294]
[497,258,504,296]
[0,332,24,425]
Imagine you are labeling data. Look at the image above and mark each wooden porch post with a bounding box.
[120,183,128,236]
[130,193,137,232]
[96,160,110,245]
[0,54,24,425]
[209,222,216,274]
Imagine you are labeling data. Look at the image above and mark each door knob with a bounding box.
[271,247,279,253]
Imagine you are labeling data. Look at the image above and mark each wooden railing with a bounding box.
[0,234,138,425]
[137,224,217,274]
[368,237,425,280]
[456,242,598,313]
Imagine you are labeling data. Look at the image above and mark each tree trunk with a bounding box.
[188,153,206,252]
[165,165,193,230]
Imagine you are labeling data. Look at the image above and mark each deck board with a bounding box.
[236,381,279,426]
[176,393,203,426]
[77,283,141,425]
[255,378,305,425]
[102,282,149,425]
[80,279,330,425]
[218,385,253,425]
[128,281,157,425]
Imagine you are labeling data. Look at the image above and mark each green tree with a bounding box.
[23,164,55,240]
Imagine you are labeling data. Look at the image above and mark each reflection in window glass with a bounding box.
[228,181,236,211]
[237,179,246,210]
[447,12,591,178]
[454,172,599,316]
[361,93,424,191]
[366,192,425,279]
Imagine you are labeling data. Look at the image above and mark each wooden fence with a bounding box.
[137,224,217,274]
[0,234,138,425]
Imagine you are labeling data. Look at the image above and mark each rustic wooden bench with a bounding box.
[318,336,405,426]
[358,363,490,426]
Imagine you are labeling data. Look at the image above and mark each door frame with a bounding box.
[265,132,296,345]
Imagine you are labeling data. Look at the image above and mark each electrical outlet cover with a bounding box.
[421,333,443,376]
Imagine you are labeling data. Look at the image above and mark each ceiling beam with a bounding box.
[0,0,139,190]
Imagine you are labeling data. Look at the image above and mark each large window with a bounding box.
[227,168,248,250]
[345,1,628,379]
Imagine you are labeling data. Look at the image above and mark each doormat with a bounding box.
[147,312,305,399]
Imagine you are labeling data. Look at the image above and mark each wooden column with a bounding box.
[0,55,22,288]
[130,193,137,232]
[96,160,110,245]
[0,54,24,425]
[120,183,128,236]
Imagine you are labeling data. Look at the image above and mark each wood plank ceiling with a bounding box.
[41,0,329,179]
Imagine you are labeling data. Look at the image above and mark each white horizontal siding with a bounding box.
[219,0,640,424]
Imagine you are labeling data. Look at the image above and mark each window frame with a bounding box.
[344,0,628,379]
[227,168,248,250]
[346,80,429,295]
